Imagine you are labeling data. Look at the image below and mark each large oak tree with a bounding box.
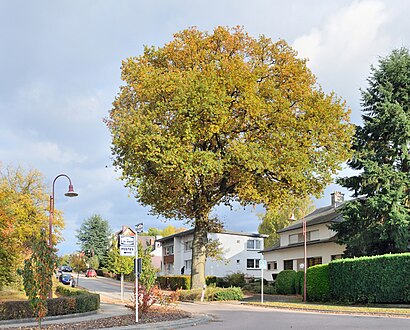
[106,27,352,288]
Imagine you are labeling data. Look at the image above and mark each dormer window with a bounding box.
[289,230,319,244]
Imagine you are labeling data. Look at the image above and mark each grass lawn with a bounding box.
[245,301,410,316]
[0,287,27,302]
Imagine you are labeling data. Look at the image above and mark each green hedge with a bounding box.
[306,264,330,302]
[329,253,410,304]
[157,276,191,290]
[275,270,297,294]
[0,285,100,321]
[178,286,243,301]
[157,276,218,290]
[294,270,304,295]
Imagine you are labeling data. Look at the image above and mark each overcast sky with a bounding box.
[1,0,409,255]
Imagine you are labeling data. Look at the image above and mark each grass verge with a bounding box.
[244,301,410,317]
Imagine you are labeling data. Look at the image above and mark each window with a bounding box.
[184,240,193,251]
[289,230,320,244]
[165,245,174,256]
[247,239,261,250]
[267,261,277,270]
[284,259,293,270]
[331,254,343,261]
[247,259,260,269]
[307,257,322,268]
[184,259,192,269]
[236,259,240,264]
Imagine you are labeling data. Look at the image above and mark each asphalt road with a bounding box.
[77,275,410,329]
[75,273,135,303]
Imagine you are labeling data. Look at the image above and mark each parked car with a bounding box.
[60,274,75,287]
[85,269,97,277]
[60,265,72,272]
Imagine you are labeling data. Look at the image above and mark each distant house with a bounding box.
[261,192,346,281]
[116,226,162,269]
[157,229,267,278]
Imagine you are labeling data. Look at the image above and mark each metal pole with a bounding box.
[303,217,307,302]
[135,230,139,323]
[261,266,264,304]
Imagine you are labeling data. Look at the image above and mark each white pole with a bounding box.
[121,273,124,302]
[135,230,138,323]
[261,266,264,304]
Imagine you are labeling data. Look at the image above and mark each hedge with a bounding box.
[329,253,410,304]
[0,285,100,321]
[275,270,297,294]
[178,286,243,301]
[294,270,304,295]
[157,276,218,290]
[306,264,330,302]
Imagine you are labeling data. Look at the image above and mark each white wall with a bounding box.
[262,242,345,281]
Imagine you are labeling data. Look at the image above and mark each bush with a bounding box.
[275,270,297,294]
[178,287,243,301]
[225,272,246,287]
[306,264,330,302]
[206,276,217,286]
[156,276,191,290]
[0,286,100,321]
[329,253,410,304]
[294,270,304,295]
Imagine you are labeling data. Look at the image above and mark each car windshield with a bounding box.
[62,275,71,280]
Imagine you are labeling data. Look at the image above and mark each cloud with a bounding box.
[293,0,389,68]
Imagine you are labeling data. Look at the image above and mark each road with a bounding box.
[78,275,410,329]
[75,273,135,304]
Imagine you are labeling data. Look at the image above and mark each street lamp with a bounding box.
[289,207,307,302]
[48,174,78,298]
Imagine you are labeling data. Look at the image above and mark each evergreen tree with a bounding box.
[76,214,111,264]
[334,48,410,257]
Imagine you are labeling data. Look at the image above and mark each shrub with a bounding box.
[178,287,243,301]
[0,286,100,321]
[206,276,217,286]
[275,270,297,294]
[156,276,191,290]
[242,282,276,294]
[294,270,304,295]
[329,253,410,304]
[306,264,330,302]
[225,272,246,287]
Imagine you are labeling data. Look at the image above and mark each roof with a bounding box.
[157,228,268,242]
[262,234,338,253]
[276,204,343,234]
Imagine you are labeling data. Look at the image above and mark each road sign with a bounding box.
[120,235,135,246]
[135,222,144,233]
[120,246,135,256]
[259,259,267,270]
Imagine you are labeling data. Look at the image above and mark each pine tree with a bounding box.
[334,48,410,257]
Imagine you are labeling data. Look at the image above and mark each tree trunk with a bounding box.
[190,217,208,289]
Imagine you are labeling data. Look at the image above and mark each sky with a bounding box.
[1,0,409,255]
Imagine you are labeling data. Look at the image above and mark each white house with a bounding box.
[157,229,267,278]
[262,192,346,281]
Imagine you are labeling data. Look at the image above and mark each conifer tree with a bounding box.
[334,48,410,256]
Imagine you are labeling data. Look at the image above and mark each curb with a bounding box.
[0,310,98,326]
[108,314,212,330]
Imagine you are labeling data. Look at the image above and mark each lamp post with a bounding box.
[290,207,307,302]
[48,174,78,298]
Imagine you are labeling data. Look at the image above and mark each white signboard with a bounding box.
[259,259,267,270]
[120,235,135,246]
[120,246,135,256]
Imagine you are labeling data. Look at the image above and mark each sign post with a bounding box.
[135,222,143,323]
[259,259,267,304]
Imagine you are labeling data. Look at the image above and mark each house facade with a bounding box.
[157,229,267,278]
[261,192,346,281]
[116,226,162,269]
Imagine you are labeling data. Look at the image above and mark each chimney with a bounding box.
[331,191,344,208]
